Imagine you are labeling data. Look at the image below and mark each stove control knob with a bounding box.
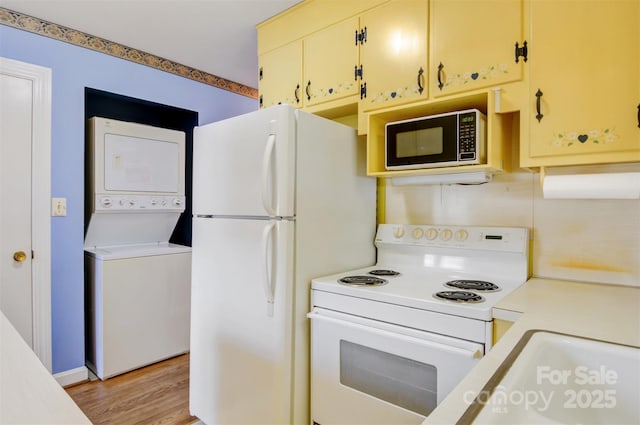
[425,228,438,240]
[393,227,405,238]
[411,228,424,239]
[100,197,112,208]
[440,228,453,241]
[455,229,469,241]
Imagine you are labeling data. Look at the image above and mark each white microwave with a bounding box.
[385,109,486,170]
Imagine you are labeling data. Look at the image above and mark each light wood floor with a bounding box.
[66,354,198,425]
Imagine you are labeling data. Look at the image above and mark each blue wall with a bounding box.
[0,24,258,373]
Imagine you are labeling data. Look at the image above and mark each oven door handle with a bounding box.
[307,309,483,359]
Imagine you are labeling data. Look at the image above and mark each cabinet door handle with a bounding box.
[535,89,544,122]
[437,62,444,90]
[417,67,425,94]
[637,103,640,128]
[306,81,311,101]
[294,84,300,104]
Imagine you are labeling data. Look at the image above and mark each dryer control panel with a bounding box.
[94,194,186,212]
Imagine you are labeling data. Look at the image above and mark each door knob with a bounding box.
[13,251,27,262]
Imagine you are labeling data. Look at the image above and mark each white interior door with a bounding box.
[0,57,51,371]
[0,71,33,345]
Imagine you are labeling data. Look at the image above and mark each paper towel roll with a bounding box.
[542,172,640,199]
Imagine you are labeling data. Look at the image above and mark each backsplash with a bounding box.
[384,171,640,287]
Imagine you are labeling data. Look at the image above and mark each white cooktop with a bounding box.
[311,224,530,322]
[312,265,521,321]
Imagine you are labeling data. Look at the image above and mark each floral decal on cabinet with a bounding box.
[552,128,619,148]
[262,96,300,109]
[444,64,509,88]
[309,82,355,101]
[367,85,422,105]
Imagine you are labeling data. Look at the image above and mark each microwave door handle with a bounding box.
[262,221,277,317]
[307,309,482,359]
[261,130,277,217]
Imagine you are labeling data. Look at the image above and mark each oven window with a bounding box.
[339,340,437,417]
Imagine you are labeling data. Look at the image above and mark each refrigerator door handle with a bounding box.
[262,220,277,317]
[261,131,277,217]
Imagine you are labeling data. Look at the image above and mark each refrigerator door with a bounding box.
[193,105,296,218]
[190,216,294,425]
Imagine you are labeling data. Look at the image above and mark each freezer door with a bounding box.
[189,217,295,425]
[193,105,296,217]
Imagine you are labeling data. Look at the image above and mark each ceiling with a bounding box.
[1,0,302,89]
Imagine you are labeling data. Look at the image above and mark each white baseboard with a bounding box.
[54,366,89,387]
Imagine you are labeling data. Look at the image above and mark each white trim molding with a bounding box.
[54,366,89,388]
[0,57,52,372]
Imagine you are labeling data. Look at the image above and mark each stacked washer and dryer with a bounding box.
[84,117,191,380]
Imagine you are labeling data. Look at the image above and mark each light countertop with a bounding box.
[0,311,91,425]
[424,277,640,424]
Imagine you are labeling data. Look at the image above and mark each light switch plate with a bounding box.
[52,197,67,216]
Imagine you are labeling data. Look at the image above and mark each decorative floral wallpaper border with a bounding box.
[0,7,258,99]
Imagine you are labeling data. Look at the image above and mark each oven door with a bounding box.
[308,308,484,425]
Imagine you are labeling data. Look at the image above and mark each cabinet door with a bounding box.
[259,41,303,109]
[430,0,524,97]
[360,0,428,112]
[304,18,360,107]
[527,1,640,166]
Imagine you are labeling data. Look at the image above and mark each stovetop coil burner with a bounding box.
[444,279,500,292]
[339,275,388,287]
[368,269,400,277]
[433,291,484,303]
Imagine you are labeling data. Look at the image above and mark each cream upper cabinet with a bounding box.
[359,0,428,112]
[258,40,303,109]
[430,0,525,98]
[523,0,640,167]
[304,18,360,107]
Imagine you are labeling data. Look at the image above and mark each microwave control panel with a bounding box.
[458,111,478,161]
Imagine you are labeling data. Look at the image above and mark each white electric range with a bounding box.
[308,223,529,425]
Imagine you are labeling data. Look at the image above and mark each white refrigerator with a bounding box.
[189,105,377,425]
